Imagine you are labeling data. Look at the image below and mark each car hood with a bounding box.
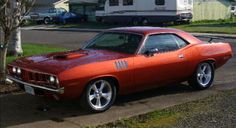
[11,49,131,75]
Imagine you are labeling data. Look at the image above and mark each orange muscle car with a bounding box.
[7,27,233,112]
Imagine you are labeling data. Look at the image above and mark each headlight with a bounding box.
[17,68,21,74]
[56,78,59,85]
[12,67,16,73]
[49,76,55,83]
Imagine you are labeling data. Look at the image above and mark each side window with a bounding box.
[48,8,56,13]
[171,35,188,48]
[142,34,179,53]
[123,0,133,6]
[155,0,165,5]
[109,0,119,6]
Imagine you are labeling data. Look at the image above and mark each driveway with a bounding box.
[0,30,236,128]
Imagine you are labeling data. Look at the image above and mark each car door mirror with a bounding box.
[144,48,159,56]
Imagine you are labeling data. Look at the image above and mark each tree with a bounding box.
[0,0,35,83]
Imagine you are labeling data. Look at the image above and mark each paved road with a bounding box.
[0,30,236,128]
[21,30,97,49]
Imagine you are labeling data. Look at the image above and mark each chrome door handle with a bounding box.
[179,54,184,59]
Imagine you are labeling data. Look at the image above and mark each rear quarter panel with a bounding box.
[193,42,233,69]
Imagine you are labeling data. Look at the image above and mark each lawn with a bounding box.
[0,43,68,94]
[61,18,236,34]
[7,43,68,63]
[172,19,236,34]
[97,89,236,128]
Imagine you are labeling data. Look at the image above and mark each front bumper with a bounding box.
[177,13,193,21]
[7,75,64,94]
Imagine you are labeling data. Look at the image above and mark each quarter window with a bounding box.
[123,0,133,6]
[109,0,119,6]
[155,0,165,5]
[142,34,187,53]
[172,35,188,48]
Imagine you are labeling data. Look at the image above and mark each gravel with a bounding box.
[0,84,21,95]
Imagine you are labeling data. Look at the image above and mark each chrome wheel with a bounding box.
[44,17,50,25]
[87,80,113,110]
[196,63,212,87]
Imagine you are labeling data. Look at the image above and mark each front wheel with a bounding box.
[188,62,214,90]
[80,79,117,112]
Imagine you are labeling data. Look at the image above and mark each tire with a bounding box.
[188,62,215,90]
[80,79,117,112]
[43,17,51,25]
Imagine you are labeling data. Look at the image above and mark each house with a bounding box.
[193,0,232,21]
[31,0,69,13]
[69,0,98,22]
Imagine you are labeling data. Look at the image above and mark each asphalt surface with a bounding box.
[0,30,235,128]
[21,30,97,49]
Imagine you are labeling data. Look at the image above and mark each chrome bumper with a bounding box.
[7,75,64,94]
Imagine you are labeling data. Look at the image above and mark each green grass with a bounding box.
[7,43,68,63]
[61,18,236,34]
[97,89,236,128]
[172,18,236,34]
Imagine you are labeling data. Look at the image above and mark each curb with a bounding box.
[22,27,236,39]
[192,33,236,39]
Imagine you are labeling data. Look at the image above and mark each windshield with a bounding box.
[85,32,143,54]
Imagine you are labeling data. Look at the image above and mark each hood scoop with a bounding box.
[53,52,86,60]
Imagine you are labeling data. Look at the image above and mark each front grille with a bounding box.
[7,65,58,89]
[27,70,50,85]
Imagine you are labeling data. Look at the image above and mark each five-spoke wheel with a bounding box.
[189,62,214,90]
[80,79,116,112]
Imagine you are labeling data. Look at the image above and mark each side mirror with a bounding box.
[144,48,159,56]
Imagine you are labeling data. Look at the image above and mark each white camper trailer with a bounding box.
[96,0,193,25]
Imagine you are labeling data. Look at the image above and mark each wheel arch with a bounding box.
[198,59,216,70]
[86,75,120,94]
[44,16,51,20]
[191,58,216,74]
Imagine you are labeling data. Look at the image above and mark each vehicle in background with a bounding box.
[53,12,88,24]
[96,0,193,25]
[231,6,236,16]
[21,15,31,25]
[30,8,67,24]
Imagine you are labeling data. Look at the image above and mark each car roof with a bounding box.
[107,27,185,35]
[106,27,202,44]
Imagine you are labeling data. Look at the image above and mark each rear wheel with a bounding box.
[188,62,214,90]
[44,17,51,25]
[80,79,117,112]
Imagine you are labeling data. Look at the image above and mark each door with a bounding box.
[133,34,189,91]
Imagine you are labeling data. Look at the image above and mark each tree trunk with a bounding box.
[8,26,23,56]
[0,31,10,84]
[0,47,7,84]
